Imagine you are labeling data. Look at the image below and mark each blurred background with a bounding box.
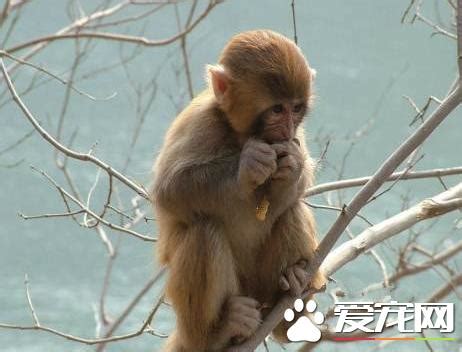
[0,0,460,351]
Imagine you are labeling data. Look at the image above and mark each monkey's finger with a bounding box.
[246,148,278,168]
[279,275,290,291]
[249,140,277,156]
[245,158,266,173]
[231,302,262,320]
[240,306,262,322]
[253,147,277,161]
[250,161,277,184]
[229,296,260,309]
[277,155,297,169]
[270,143,289,157]
[288,268,302,297]
[241,316,261,332]
[271,168,291,180]
[294,266,309,288]
[254,152,278,169]
[258,158,278,176]
[297,259,309,269]
[229,313,261,333]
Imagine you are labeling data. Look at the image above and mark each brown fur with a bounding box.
[218,30,312,135]
[151,30,324,351]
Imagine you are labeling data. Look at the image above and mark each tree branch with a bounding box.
[5,0,220,54]
[0,58,149,199]
[306,166,462,197]
[321,181,462,276]
[0,267,167,346]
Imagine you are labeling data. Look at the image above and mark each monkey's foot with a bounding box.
[279,260,310,297]
[222,296,262,341]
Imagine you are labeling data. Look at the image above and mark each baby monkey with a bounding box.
[151,29,325,351]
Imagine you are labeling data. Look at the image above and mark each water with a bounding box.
[0,0,460,351]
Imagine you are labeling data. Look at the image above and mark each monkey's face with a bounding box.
[254,99,307,143]
[211,30,313,140]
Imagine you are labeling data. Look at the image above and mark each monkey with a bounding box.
[151,29,326,351]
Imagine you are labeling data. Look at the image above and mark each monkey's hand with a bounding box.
[270,139,304,185]
[238,139,277,194]
[279,260,310,297]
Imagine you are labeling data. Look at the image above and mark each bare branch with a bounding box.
[305,201,374,226]
[1,1,22,47]
[322,182,462,276]
[428,272,462,301]
[24,274,40,326]
[18,209,86,220]
[458,0,462,79]
[291,0,298,44]
[95,267,167,351]
[0,268,167,346]
[3,1,132,77]
[85,3,166,29]
[403,95,442,126]
[362,237,462,294]
[0,58,149,198]
[5,0,221,54]
[0,0,12,27]
[29,166,155,242]
[95,226,115,258]
[0,128,34,156]
[174,0,197,100]
[0,50,116,101]
[415,12,456,39]
[306,166,462,197]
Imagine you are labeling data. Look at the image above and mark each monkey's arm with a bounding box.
[153,152,242,220]
[153,137,277,220]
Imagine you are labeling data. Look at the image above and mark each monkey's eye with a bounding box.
[293,103,305,113]
[272,104,284,113]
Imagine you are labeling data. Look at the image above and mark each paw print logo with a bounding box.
[284,299,324,342]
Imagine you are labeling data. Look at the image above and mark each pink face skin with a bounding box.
[260,100,307,143]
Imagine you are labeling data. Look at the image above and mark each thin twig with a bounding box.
[306,166,462,197]
[0,50,115,101]
[95,267,167,351]
[291,0,298,44]
[29,165,155,241]
[24,274,40,326]
[0,128,34,156]
[5,0,220,54]
[0,58,149,198]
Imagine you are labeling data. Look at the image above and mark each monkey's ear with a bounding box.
[310,67,317,82]
[207,64,229,104]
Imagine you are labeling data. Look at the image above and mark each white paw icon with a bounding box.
[284,299,324,342]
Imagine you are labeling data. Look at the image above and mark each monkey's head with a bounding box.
[208,29,314,143]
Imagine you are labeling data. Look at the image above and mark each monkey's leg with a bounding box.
[258,202,326,343]
[163,220,259,351]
